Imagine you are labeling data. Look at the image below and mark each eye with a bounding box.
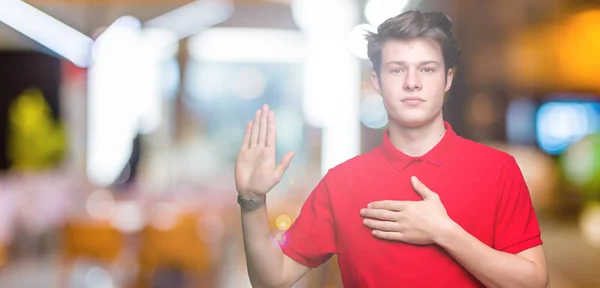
[391,68,403,74]
[421,68,435,74]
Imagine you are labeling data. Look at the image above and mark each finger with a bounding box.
[266,110,276,148]
[363,219,399,232]
[372,230,404,241]
[258,104,269,146]
[367,200,410,211]
[411,176,437,200]
[250,109,261,147]
[241,121,253,151]
[276,151,295,175]
[360,208,398,221]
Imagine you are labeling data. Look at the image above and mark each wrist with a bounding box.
[237,191,266,201]
[237,193,266,211]
[434,217,460,245]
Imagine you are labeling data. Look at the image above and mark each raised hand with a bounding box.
[235,104,295,199]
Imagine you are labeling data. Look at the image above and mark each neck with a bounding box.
[387,114,446,157]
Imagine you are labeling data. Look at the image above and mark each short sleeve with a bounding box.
[280,174,336,268]
[493,157,543,254]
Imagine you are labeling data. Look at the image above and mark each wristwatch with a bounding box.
[237,194,266,211]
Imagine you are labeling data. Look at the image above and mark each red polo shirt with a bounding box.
[280,121,543,287]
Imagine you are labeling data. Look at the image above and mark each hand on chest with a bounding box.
[336,170,495,249]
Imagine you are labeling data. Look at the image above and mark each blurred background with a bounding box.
[0,0,599,287]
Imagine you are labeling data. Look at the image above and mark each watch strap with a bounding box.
[237,194,266,211]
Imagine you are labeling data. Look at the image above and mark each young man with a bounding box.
[235,10,549,288]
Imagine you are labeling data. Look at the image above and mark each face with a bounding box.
[371,37,454,128]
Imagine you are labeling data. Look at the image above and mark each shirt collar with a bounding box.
[380,121,457,171]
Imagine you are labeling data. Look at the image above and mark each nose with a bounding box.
[403,70,422,92]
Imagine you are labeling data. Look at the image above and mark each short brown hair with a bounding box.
[366,10,461,76]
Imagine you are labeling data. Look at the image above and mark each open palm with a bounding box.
[235,105,295,199]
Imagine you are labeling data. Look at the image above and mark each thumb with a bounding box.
[276,151,296,175]
[411,176,435,200]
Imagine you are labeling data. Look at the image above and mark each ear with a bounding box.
[444,68,454,93]
[371,71,382,95]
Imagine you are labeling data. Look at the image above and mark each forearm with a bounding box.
[435,221,547,288]
[241,204,285,288]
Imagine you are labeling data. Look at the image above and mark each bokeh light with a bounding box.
[580,202,600,248]
[469,91,501,126]
[110,201,144,233]
[271,230,289,248]
[536,102,599,155]
[365,0,410,27]
[360,94,388,129]
[198,213,226,245]
[348,24,376,59]
[274,107,304,153]
[292,0,356,33]
[149,202,180,231]
[84,266,114,288]
[506,98,537,145]
[275,215,292,231]
[85,189,116,220]
[231,67,267,100]
[561,134,600,197]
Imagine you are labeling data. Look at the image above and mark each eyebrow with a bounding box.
[386,61,441,67]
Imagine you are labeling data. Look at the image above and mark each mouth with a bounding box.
[401,97,425,102]
[401,97,425,105]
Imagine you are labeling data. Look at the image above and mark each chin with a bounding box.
[388,111,433,128]
[388,117,426,128]
[398,119,429,128]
